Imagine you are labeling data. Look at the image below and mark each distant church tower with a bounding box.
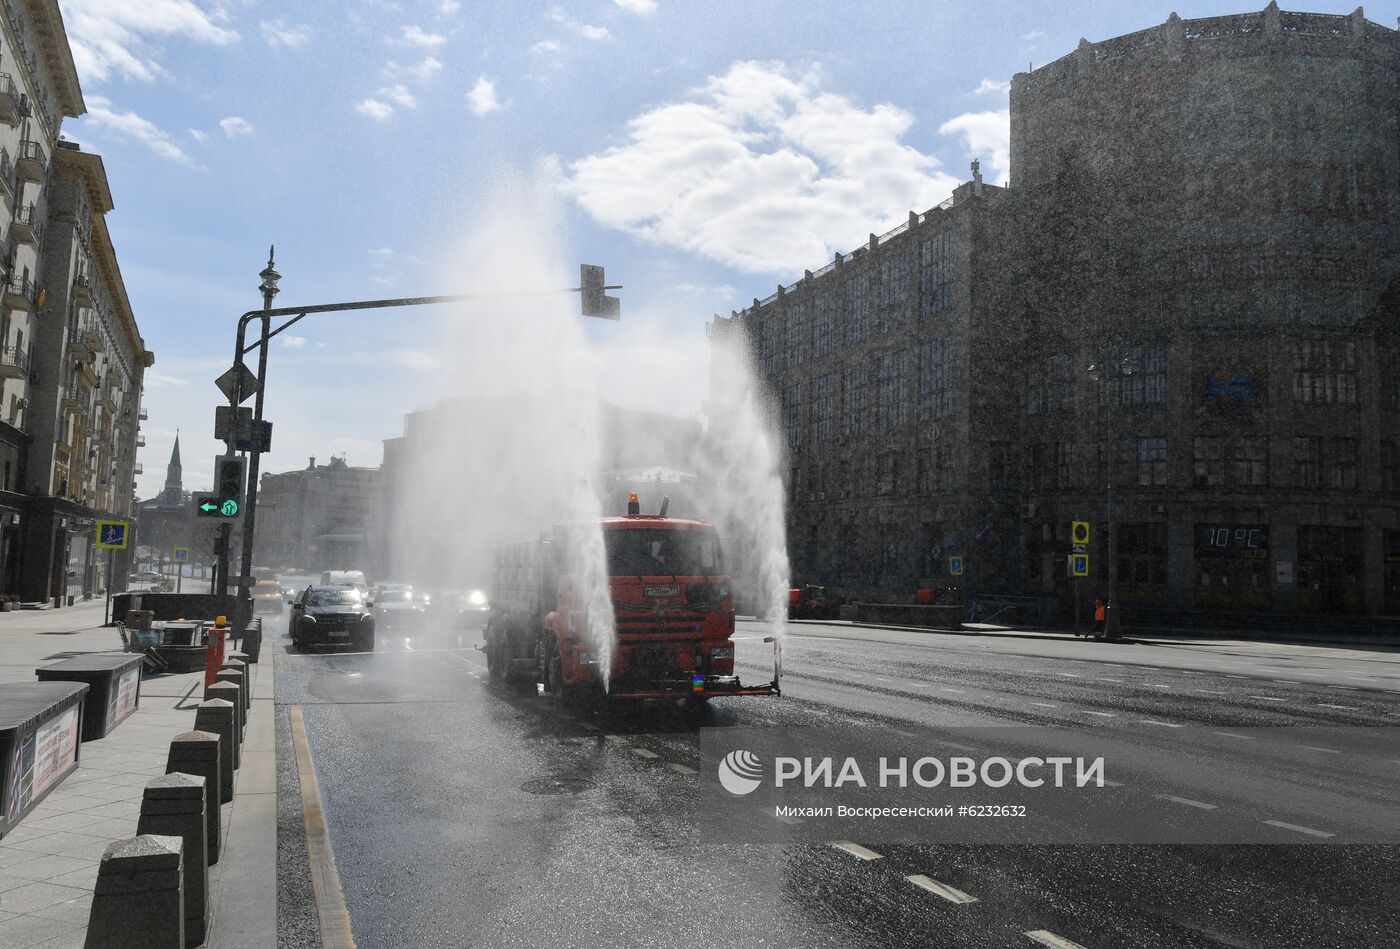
[159,431,183,506]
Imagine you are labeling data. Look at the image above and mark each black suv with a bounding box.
[290,585,375,651]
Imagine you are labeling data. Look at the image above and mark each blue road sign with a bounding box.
[173,547,190,562]
[948,556,965,577]
[96,521,129,550]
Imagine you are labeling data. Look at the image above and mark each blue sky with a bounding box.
[55,0,1400,498]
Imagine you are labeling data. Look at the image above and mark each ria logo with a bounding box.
[718,750,763,796]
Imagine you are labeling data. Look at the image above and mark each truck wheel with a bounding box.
[545,639,575,707]
[486,640,505,681]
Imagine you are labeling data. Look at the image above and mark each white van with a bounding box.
[320,570,369,595]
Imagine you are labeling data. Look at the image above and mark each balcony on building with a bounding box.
[61,381,88,414]
[138,404,148,421]
[0,344,27,381]
[15,139,45,183]
[3,271,34,310]
[79,315,103,352]
[0,147,11,199]
[11,203,41,245]
[133,462,143,476]
[0,74,19,127]
[136,432,146,448]
[71,269,93,308]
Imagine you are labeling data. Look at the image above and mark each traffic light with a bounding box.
[580,264,620,320]
[196,455,246,518]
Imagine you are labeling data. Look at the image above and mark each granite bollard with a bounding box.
[212,670,246,730]
[192,699,237,797]
[84,835,184,949]
[204,683,243,759]
[136,774,208,948]
[220,659,250,713]
[166,730,222,856]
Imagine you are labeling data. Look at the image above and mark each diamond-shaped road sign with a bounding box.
[215,362,259,405]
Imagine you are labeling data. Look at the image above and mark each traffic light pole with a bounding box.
[221,255,620,629]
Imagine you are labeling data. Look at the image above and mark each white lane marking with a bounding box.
[1179,671,1202,676]
[1025,930,1088,949]
[1056,673,1081,678]
[1212,731,1254,740]
[1333,687,1359,691]
[1299,746,1341,754]
[1098,779,1124,788]
[1146,683,1171,688]
[1224,674,1248,679]
[1141,720,1182,727]
[632,748,659,759]
[1263,819,1335,839]
[941,687,966,694]
[403,641,415,652]
[1081,711,1114,717]
[776,814,804,825]
[604,734,628,743]
[1031,702,1058,708]
[906,874,978,904]
[831,840,883,861]
[875,678,893,683]
[1097,678,1123,683]
[1194,689,1226,695]
[1297,672,1324,677]
[912,682,930,688]
[1250,696,1285,702]
[668,763,696,775]
[1155,794,1218,811]
[1318,704,1359,711]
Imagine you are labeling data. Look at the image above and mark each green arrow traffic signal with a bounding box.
[200,502,217,512]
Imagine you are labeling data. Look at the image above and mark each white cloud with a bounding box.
[581,24,609,41]
[440,1,461,12]
[81,95,198,167]
[550,7,609,41]
[60,0,238,84]
[938,109,1011,184]
[385,56,442,81]
[188,128,208,142]
[563,61,963,275]
[385,84,417,108]
[467,77,501,116]
[219,116,254,138]
[974,78,1010,96]
[401,24,447,48]
[356,98,394,120]
[261,18,311,49]
[613,0,658,12]
[369,247,395,258]
[279,335,307,349]
[1022,30,1046,42]
[143,372,191,387]
[531,39,562,54]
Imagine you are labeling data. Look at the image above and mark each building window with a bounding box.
[843,364,868,437]
[1055,440,1077,489]
[1231,437,1268,487]
[783,301,804,369]
[917,339,950,420]
[920,232,953,314]
[878,254,907,332]
[1294,436,1321,488]
[1023,442,1049,491]
[811,373,836,442]
[878,452,897,495]
[1120,344,1167,404]
[1328,437,1358,490]
[989,441,1011,489]
[782,382,803,449]
[812,294,835,358]
[1293,340,1357,404]
[1193,436,1225,487]
[844,273,871,344]
[916,447,932,494]
[1137,436,1168,486]
[1383,441,1397,493]
[935,444,951,490]
[757,317,777,376]
[876,350,910,429]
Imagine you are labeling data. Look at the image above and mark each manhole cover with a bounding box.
[521,776,596,795]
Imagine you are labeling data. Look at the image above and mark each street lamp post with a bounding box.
[1087,357,1129,639]
[219,254,621,628]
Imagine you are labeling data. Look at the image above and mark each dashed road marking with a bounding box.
[776,814,804,825]
[1250,696,1285,702]
[1031,702,1058,708]
[604,734,628,744]
[1212,731,1254,740]
[1025,930,1087,949]
[1263,819,1335,839]
[1081,710,1114,717]
[1298,672,1324,677]
[1141,720,1182,727]
[1056,673,1081,678]
[1318,704,1359,711]
[831,840,883,861]
[1194,689,1226,695]
[668,763,697,775]
[1097,678,1123,683]
[1224,674,1248,679]
[632,748,659,759]
[1299,745,1341,754]
[1155,794,1218,810]
[906,874,978,904]
[1179,671,1203,676]
[941,687,966,694]
[1098,779,1124,788]
[1146,683,1171,688]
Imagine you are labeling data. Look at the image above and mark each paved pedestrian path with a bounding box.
[0,599,273,948]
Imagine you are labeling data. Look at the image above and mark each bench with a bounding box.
[0,683,88,837]
[35,655,144,742]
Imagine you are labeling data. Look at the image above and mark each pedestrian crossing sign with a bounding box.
[173,547,190,562]
[95,521,129,550]
[1071,553,1090,577]
[948,556,964,576]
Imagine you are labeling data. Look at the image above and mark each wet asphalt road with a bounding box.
[274,618,1400,949]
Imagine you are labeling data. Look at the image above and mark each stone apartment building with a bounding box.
[719,4,1400,622]
[253,456,379,574]
[0,1,152,604]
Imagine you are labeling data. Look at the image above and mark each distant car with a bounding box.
[252,579,284,614]
[289,586,375,651]
[281,586,297,603]
[371,589,426,630]
[440,589,490,629]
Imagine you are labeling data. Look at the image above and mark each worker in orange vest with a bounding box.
[1093,597,1106,638]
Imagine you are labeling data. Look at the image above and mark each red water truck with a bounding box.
[484,494,781,707]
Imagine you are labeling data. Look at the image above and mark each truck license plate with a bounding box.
[328,631,349,638]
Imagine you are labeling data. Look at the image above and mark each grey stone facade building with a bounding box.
[253,456,379,574]
[715,4,1400,622]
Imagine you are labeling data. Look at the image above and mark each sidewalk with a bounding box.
[0,600,274,948]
